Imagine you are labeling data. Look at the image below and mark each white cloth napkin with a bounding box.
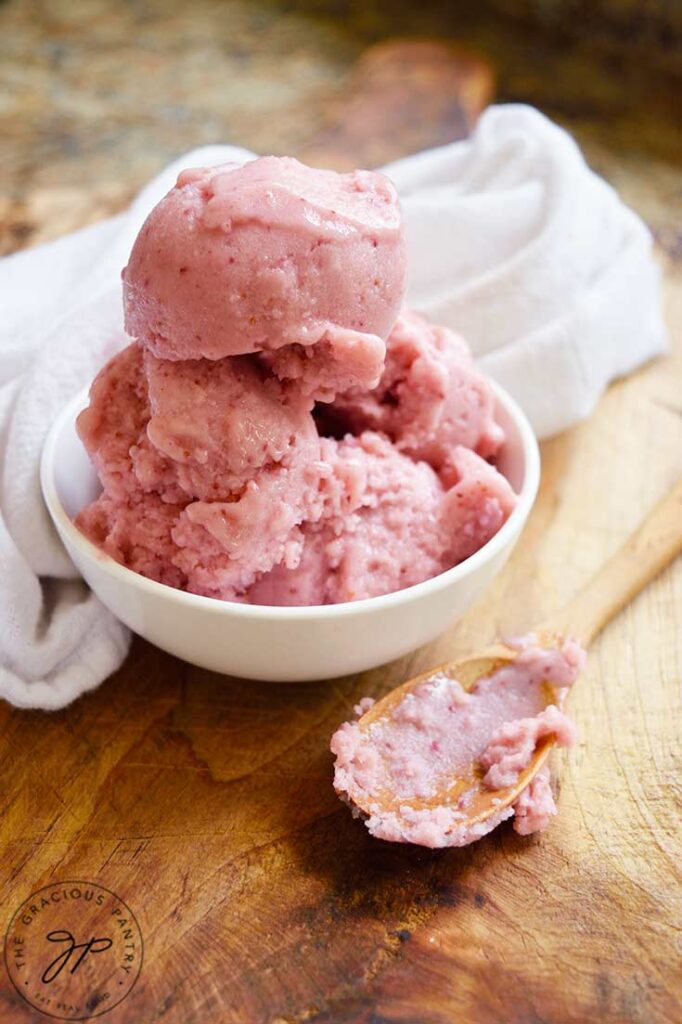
[0,104,665,710]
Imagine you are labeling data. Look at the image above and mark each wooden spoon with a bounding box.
[350,478,682,832]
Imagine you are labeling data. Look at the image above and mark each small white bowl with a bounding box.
[41,381,539,682]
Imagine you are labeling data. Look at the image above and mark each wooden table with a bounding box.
[1,18,681,1024]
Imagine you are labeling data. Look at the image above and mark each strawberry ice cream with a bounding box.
[77,341,324,597]
[249,434,515,606]
[77,342,320,504]
[77,154,518,606]
[123,157,406,393]
[324,311,504,481]
[330,638,585,847]
[76,490,187,591]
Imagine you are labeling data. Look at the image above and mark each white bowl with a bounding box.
[41,382,539,682]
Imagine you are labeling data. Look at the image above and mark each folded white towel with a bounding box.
[0,105,665,709]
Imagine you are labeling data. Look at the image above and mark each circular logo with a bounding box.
[4,881,143,1020]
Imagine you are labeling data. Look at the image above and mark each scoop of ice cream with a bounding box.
[142,349,320,501]
[248,432,446,605]
[77,340,321,498]
[329,638,584,848]
[122,156,407,388]
[248,432,516,606]
[325,310,504,480]
[76,341,328,597]
[75,490,188,591]
[75,479,319,601]
[170,464,324,598]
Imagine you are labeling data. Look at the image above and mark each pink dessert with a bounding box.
[326,310,504,482]
[123,156,406,389]
[77,342,325,597]
[330,638,585,847]
[76,343,151,501]
[77,342,320,504]
[249,434,516,605]
[76,490,187,591]
[77,155,518,606]
[142,349,319,502]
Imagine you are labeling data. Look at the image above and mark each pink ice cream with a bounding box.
[324,310,504,481]
[249,434,516,606]
[330,638,585,847]
[76,342,152,502]
[77,490,187,590]
[123,156,406,396]
[77,154,518,606]
[77,341,325,597]
[142,349,319,502]
[77,342,320,504]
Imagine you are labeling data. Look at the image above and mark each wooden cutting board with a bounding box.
[1,39,680,1024]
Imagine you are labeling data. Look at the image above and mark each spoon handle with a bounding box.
[537,478,682,646]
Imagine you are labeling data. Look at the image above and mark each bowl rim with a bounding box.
[41,378,540,622]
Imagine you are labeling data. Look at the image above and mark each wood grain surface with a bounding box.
[1,29,681,1024]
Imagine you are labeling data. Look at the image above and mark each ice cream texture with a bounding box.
[123,156,406,378]
[77,155,517,605]
[330,638,585,847]
[326,310,504,482]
